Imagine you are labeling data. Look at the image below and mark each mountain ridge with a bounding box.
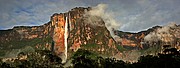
[0,7,180,62]
[0,7,119,62]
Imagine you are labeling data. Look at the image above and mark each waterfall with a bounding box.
[68,13,72,31]
[64,17,68,63]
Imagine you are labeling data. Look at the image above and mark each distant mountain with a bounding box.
[114,26,161,50]
[0,7,179,62]
[115,24,180,55]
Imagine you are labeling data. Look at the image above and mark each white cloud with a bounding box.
[0,0,88,29]
[84,4,121,40]
[144,22,178,43]
[118,0,180,32]
[0,0,180,32]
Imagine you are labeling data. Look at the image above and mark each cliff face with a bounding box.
[0,23,54,58]
[112,25,180,62]
[0,23,53,49]
[114,26,160,50]
[115,24,180,53]
[0,7,118,62]
[50,7,118,62]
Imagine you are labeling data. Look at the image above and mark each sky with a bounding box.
[0,0,180,32]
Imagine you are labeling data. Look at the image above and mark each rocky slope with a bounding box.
[0,22,54,57]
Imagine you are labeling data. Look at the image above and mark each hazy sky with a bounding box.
[0,0,180,32]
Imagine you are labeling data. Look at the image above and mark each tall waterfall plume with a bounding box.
[63,16,68,63]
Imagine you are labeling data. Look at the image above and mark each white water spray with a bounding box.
[64,17,68,63]
[68,13,72,31]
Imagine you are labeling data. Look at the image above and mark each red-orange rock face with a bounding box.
[49,7,119,59]
[51,14,66,56]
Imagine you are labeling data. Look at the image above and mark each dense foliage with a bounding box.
[71,48,180,68]
[1,48,180,68]
[0,50,63,68]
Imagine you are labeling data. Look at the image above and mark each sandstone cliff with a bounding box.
[0,7,119,62]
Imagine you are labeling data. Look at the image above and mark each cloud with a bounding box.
[0,0,180,32]
[84,4,121,40]
[0,0,88,29]
[118,0,180,32]
[144,22,178,43]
